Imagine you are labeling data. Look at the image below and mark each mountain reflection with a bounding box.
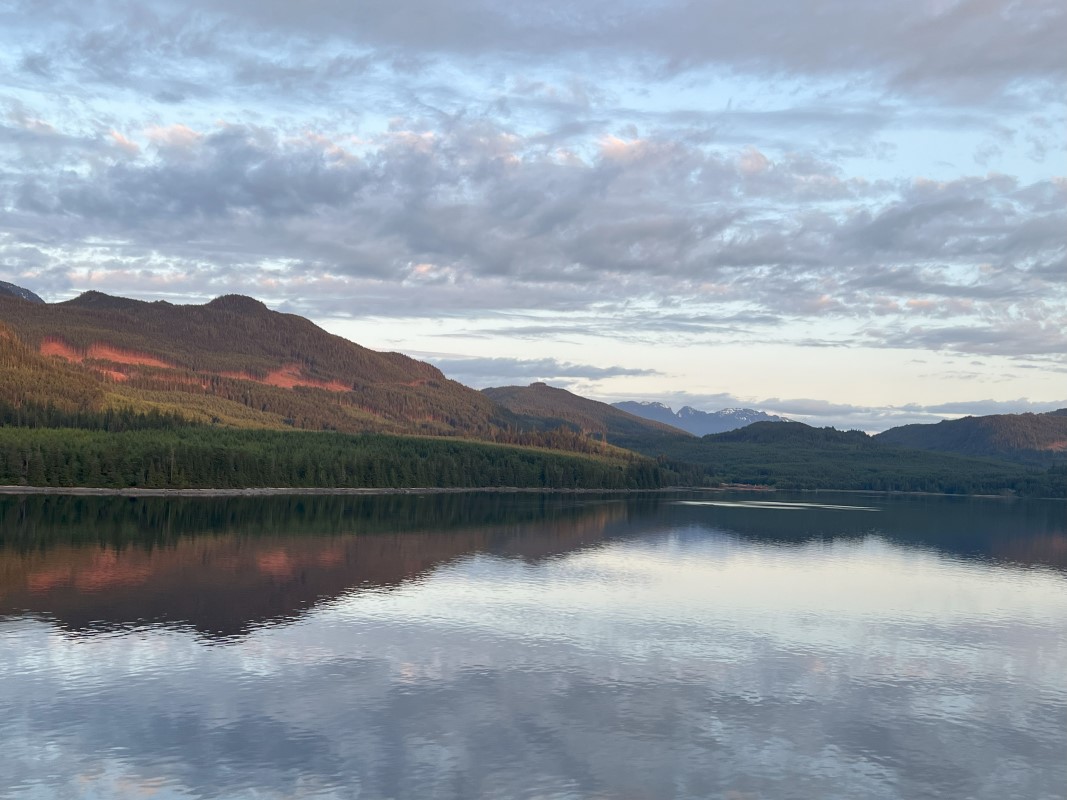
[1,491,1064,639]
[0,493,645,636]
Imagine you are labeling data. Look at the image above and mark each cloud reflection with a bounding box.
[1,492,1066,798]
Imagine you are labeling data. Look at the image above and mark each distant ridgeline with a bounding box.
[612,401,790,436]
[0,284,1063,496]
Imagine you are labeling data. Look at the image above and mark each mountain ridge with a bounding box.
[483,383,693,453]
[613,400,789,435]
[876,412,1067,466]
[0,290,512,438]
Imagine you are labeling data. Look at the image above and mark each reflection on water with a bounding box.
[677,500,881,510]
[1,491,1065,799]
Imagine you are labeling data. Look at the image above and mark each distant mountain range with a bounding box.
[612,401,789,435]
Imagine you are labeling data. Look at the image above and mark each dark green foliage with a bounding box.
[0,324,103,412]
[656,422,1064,497]
[875,411,1067,466]
[0,427,684,490]
[0,399,185,431]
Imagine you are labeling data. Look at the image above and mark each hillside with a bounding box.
[875,411,1067,466]
[654,421,1063,497]
[483,383,692,452]
[0,291,516,438]
[614,401,789,435]
[0,281,44,304]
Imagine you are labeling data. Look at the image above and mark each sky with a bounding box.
[0,0,1064,431]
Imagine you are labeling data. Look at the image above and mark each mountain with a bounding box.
[875,411,1067,466]
[483,383,692,452]
[613,401,789,435]
[609,401,680,427]
[654,420,1061,496]
[0,281,44,304]
[0,290,514,437]
[702,420,866,445]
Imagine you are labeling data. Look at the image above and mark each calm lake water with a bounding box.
[1,490,1065,800]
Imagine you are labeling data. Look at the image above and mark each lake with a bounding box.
[1,490,1065,799]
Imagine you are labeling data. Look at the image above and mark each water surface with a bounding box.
[1,491,1064,799]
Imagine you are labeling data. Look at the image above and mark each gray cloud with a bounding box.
[865,318,1067,359]
[4,117,1061,336]
[901,399,1067,417]
[419,355,660,387]
[142,0,1067,103]
[1,0,1063,393]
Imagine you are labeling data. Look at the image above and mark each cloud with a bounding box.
[126,0,1066,103]
[7,517,1061,799]
[2,110,1062,371]
[902,399,1067,417]
[866,318,1067,358]
[591,389,1067,433]
[1,0,1063,406]
[419,355,660,387]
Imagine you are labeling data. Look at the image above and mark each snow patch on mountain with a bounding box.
[613,401,789,436]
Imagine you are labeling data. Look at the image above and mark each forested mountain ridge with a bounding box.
[0,291,518,438]
[5,290,442,384]
[652,421,1064,496]
[875,411,1067,465]
[483,383,693,452]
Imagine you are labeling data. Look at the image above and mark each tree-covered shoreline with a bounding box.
[0,423,1061,498]
[0,425,688,491]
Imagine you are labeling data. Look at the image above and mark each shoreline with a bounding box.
[0,485,1056,500]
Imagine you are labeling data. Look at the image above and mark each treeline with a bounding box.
[0,399,185,432]
[0,395,639,458]
[0,426,687,490]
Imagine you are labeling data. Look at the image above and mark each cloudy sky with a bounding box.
[1,0,1064,430]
